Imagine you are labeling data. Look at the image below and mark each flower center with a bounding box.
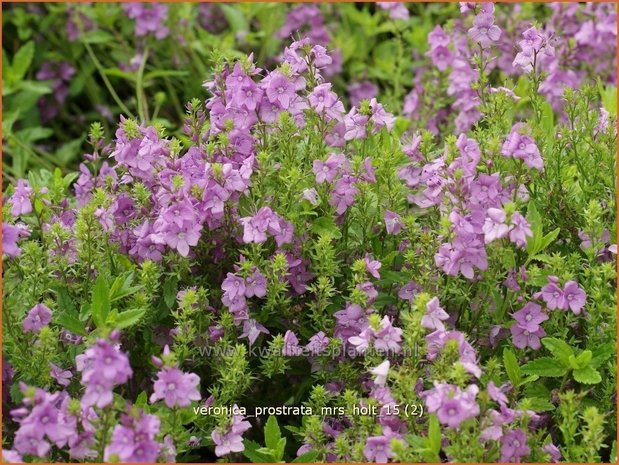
[167,382,176,391]
[525,314,532,321]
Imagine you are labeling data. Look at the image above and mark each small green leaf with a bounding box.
[524,397,555,412]
[311,217,342,239]
[264,416,282,450]
[91,274,111,327]
[572,365,601,384]
[575,350,592,367]
[427,414,442,455]
[10,41,35,84]
[541,337,574,366]
[590,343,615,368]
[292,450,319,463]
[163,276,178,309]
[110,308,146,329]
[503,348,521,385]
[521,357,567,377]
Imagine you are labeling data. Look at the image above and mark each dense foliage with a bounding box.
[2,2,617,463]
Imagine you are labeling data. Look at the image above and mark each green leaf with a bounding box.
[311,217,342,239]
[521,357,567,377]
[144,70,189,81]
[81,30,114,44]
[292,450,319,463]
[541,337,574,367]
[524,397,555,412]
[110,308,146,329]
[163,276,178,309]
[220,4,249,33]
[590,343,615,368]
[56,311,87,336]
[264,416,282,450]
[109,272,141,302]
[503,348,521,385]
[242,440,273,463]
[526,202,543,255]
[427,414,442,455]
[572,365,601,384]
[91,274,111,327]
[538,228,560,254]
[10,41,34,84]
[575,350,592,367]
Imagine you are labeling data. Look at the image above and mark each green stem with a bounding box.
[83,40,134,118]
[136,47,151,123]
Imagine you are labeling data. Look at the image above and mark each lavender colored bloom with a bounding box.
[422,382,480,429]
[104,411,161,462]
[364,256,382,279]
[374,316,403,353]
[10,180,33,216]
[2,450,23,463]
[538,276,566,310]
[501,124,544,171]
[483,208,510,243]
[509,212,533,248]
[348,81,378,107]
[3,223,29,258]
[150,367,201,408]
[370,360,390,387]
[512,302,548,332]
[211,409,251,457]
[500,429,530,462]
[222,273,246,300]
[49,363,72,387]
[330,175,359,214]
[468,13,501,48]
[313,153,346,184]
[563,281,586,314]
[377,2,409,21]
[543,443,561,462]
[511,324,546,350]
[265,72,296,109]
[283,330,303,356]
[421,297,450,331]
[363,435,393,463]
[245,270,267,298]
[302,188,319,205]
[124,3,169,39]
[306,331,330,355]
[384,210,403,235]
[22,304,52,333]
[240,319,269,346]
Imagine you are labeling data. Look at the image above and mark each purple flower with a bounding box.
[363,435,393,463]
[483,208,510,243]
[240,319,269,346]
[3,223,30,258]
[511,324,546,350]
[104,411,161,462]
[245,270,267,298]
[538,276,566,310]
[468,13,501,48]
[123,3,169,39]
[370,360,390,387]
[374,316,403,353]
[509,212,533,248]
[283,330,303,356]
[563,281,586,314]
[160,220,202,257]
[501,124,544,171]
[49,363,72,387]
[265,72,296,109]
[377,2,409,21]
[500,429,530,462]
[512,302,548,332]
[211,409,252,457]
[222,273,246,300]
[364,256,382,279]
[421,297,450,331]
[10,180,33,216]
[306,331,330,355]
[348,81,378,107]
[150,367,201,408]
[422,382,480,429]
[313,153,346,184]
[384,210,403,235]
[22,304,52,333]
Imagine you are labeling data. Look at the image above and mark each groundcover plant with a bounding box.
[1,2,617,463]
